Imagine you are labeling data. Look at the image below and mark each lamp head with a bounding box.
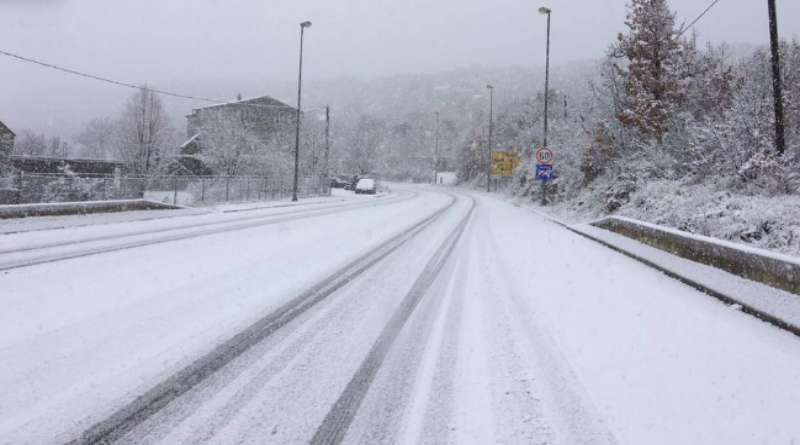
[301,21,313,28]
[538,7,551,14]
[486,84,494,90]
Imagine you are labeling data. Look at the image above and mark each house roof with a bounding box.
[0,120,15,137]
[188,95,296,115]
[180,133,202,148]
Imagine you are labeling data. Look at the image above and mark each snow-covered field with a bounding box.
[1,185,798,444]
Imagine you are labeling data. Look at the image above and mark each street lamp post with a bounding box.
[486,85,494,193]
[434,111,440,185]
[292,20,312,202]
[539,6,551,206]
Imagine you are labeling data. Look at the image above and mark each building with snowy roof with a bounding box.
[182,95,297,151]
[0,119,15,158]
[177,95,297,175]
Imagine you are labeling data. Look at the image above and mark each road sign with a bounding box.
[535,163,553,182]
[535,147,554,164]
[490,151,521,176]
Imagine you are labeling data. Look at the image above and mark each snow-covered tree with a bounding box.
[75,117,117,159]
[116,87,175,176]
[194,110,265,177]
[13,131,49,156]
[612,0,687,142]
[343,116,385,175]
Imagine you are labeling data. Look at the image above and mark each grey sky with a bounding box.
[1,0,798,135]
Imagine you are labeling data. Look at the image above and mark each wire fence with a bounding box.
[488,176,515,192]
[0,173,330,206]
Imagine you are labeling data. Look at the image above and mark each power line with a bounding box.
[0,48,327,111]
[678,0,721,37]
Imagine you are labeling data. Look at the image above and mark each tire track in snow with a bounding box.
[66,192,453,445]
[470,212,553,444]
[396,241,469,445]
[113,249,395,445]
[450,224,501,444]
[309,196,476,445]
[340,211,475,445]
[0,191,418,271]
[478,205,619,445]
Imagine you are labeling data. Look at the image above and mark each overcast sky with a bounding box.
[1,0,799,136]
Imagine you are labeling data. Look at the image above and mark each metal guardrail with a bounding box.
[0,173,330,205]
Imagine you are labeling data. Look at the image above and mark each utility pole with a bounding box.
[293,21,312,202]
[324,105,331,179]
[486,85,494,193]
[539,6,552,206]
[434,111,440,185]
[767,0,785,155]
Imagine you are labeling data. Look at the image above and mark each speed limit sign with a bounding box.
[535,147,554,164]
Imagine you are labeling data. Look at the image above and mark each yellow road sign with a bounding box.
[490,151,521,176]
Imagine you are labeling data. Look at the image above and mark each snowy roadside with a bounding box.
[0,207,210,235]
[209,188,359,212]
[460,184,800,338]
[467,179,800,258]
[571,223,800,335]
[0,189,364,234]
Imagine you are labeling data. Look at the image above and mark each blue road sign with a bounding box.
[535,163,553,182]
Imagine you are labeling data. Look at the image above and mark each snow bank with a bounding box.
[525,179,800,258]
[0,199,182,219]
[618,180,800,257]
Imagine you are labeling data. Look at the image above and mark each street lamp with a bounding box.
[434,111,440,185]
[292,20,312,202]
[486,85,494,193]
[539,6,551,206]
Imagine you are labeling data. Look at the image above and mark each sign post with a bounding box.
[490,151,521,191]
[534,147,554,205]
[535,163,553,181]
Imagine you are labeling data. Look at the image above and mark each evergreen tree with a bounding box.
[613,0,686,142]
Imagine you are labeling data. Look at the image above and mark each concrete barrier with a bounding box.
[0,188,20,205]
[591,216,800,296]
[0,199,183,219]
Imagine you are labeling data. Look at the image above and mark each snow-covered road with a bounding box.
[1,186,798,445]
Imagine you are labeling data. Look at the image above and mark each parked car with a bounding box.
[330,177,348,189]
[355,178,377,195]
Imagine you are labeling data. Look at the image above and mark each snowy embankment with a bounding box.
[523,179,800,258]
